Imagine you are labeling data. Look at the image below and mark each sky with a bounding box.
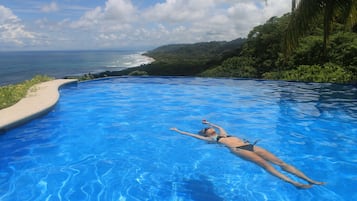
[0,0,291,51]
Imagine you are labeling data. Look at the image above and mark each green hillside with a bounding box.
[90,14,357,84]
[202,14,357,84]
[121,39,246,76]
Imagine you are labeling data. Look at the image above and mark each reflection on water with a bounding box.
[0,77,356,201]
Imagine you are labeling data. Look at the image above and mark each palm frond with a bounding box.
[284,0,357,56]
[322,0,337,56]
[337,0,357,30]
[292,0,297,12]
[284,0,325,55]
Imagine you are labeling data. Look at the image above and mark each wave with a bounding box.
[0,50,155,85]
[106,53,154,68]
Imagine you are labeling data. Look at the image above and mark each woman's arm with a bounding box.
[202,120,228,136]
[170,128,213,141]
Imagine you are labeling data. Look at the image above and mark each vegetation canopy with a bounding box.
[74,1,357,84]
[284,0,357,57]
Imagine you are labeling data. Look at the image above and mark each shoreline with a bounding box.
[0,50,154,86]
[63,53,156,80]
[0,79,77,133]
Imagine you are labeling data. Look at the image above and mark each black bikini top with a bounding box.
[216,135,232,142]
[216,135,260,145]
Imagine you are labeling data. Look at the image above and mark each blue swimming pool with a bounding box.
[0,77,356,200]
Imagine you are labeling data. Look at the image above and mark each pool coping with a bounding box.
[0,79,78,133]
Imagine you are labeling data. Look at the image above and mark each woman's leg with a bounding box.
[231,148,312,189]
[253,146,324,185]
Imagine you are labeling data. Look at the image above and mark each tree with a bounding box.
[241,15,291,75]
[284,0,357,57]
[292,0,297,12]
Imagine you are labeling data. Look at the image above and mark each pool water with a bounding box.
[0,77,356,201]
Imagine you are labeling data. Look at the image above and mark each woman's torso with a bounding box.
[215,135,248,148]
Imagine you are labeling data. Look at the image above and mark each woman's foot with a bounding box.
[308,180,325,185]
[294,183,312,189]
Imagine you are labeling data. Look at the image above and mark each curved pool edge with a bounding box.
[0,79,78,133]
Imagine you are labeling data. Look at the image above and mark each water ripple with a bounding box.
[0,77,356,200]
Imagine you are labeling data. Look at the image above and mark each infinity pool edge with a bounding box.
[0,79,78,133]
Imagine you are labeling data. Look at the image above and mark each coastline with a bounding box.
[0,79,77,133]
[0,50,153,86]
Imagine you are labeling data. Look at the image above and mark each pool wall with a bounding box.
[0,79,77,133]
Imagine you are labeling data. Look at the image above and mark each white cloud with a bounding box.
[144,0,225,24]
[41,2,59,13]
[69,0,290,48]
[138,0,229,44]
[103,0,136,21]
[71,6,103,28]
[262,0,290,18]
[67,0,139,48]
[0,5,36,46]
[71,0,136,29]
[0,5,17,22]
[1,0,291,50]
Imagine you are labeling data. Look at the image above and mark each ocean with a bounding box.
[0,50,154,86]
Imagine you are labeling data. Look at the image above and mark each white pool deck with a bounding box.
[0,79,77,132]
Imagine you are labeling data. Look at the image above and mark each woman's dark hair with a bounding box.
[198,127,210,136]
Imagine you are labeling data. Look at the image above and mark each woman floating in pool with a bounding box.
[170,120,324,189]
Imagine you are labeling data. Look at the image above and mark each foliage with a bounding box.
[289,35,324,66]
[128,70,148,76]
[328,32,357,66]
[145,39,245,62]
[241,16,291,74]
[200,14,293,77]
[284,0,357,56]
[263,63,355,83]
[122,39,246,76]
[69,73,96,81]
[115,11,356,84]
[209,14,357,83]
[0,75,54,110]
[200,56,257,78]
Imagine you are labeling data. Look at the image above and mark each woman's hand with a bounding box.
[170,128,188,136]
[170,127,179,132]
[170,127,210,141]
[202,119,209,124]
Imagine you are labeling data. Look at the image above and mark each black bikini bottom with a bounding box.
[236,144,254,152]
